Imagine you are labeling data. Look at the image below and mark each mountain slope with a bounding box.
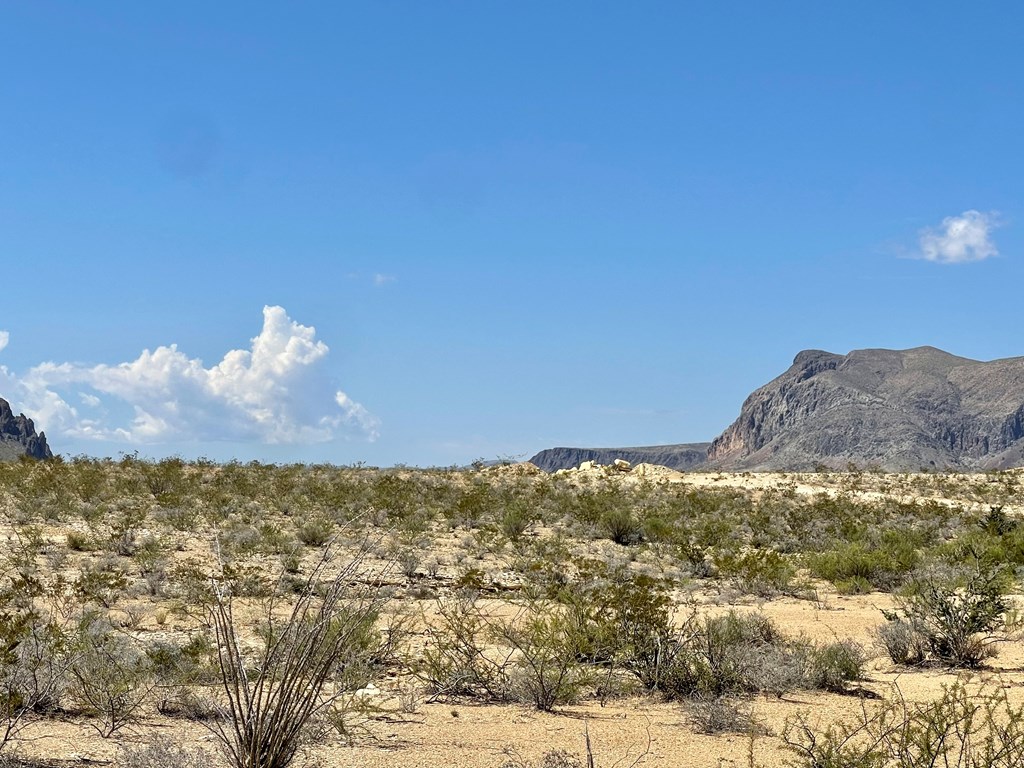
[0,397,53,461]
[707,347,1024,471]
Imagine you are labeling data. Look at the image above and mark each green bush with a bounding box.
[714,548,796,596]
[599,508,643,545]
[882,559,1011,668]
[295,515,334,547]
[0,611,72,754]
[495,611,588,711]
[65,531,94,552]
[808,640,865,693]
[807,536,919,592]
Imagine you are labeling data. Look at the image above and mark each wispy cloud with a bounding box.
[0,306,378,445]
[917,210,1000,264]
[372,273,396,287]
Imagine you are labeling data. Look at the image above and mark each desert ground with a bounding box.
[2,458,1023,767]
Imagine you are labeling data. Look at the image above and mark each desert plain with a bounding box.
[1,457,1023,767]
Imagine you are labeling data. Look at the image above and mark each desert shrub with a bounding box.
[295,515,334,547]
[420,593,589,712]
[685,694,765,735]
[216,520,264,558]
[69,617,156,737]
[152,504,202,533]
[807,535,920,593]
[598,508,643,545]
[881,559,1011,667]
[156,689,221,721]
[698,611,783,695]
[170,560,215,607]
[398,548,420,579]
[146,633,217,688]
[0,611,73,753]
[982,505,1016,536]
[876,615,929,666]
[833,575,874,596]
[807,640,865,693]
[65,530,94,552]
[116,736,211,768]
[639,514,674,544]
[501,749,584,768]
[714,548,796,596]
[72,561,129,608]
[493,610,587,711]
[108,501,149,556]
[416,596,511,702]
[783,683,1024,768]
[499,506,534,542]
[657,611,849,701]
[220,562,273,598]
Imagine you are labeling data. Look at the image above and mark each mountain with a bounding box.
[707,347,1024,471]
[530,346,1024,473]
[0,398,52,461]
[529,443,711,473]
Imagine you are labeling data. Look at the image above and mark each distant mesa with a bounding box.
[0,397,53,461]
[531,346,1024,473]
[529,443,711,473]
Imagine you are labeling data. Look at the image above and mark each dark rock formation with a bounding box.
[708,347,1024,471]
[529,443,710,473]
[0,398,52,461]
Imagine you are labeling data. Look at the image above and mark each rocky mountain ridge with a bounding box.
[707,346,1024,471]
[531,346,1024,472]
[0,397,53,461]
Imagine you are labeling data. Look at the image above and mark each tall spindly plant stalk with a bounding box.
[207,544,387,768]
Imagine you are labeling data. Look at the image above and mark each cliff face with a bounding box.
[0,398,53,461]
[707,347,1024,471]
[529,443,710,473]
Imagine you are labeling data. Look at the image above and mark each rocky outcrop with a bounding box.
[0,398,52,461]
[708,347,1024,471]
[529,443,710,473]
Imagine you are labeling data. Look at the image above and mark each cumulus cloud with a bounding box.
[0,331,8,353]
[918,210,1000,264]
[2,306,378,445]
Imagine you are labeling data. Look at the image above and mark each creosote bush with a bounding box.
[879,558,1011,668]
[783,683,1024,768]
[69,616,156,738]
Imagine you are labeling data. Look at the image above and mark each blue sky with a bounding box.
[2,2,1023,466]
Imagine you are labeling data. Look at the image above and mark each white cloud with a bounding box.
[372,273,396,286]
[918,210,1000,264]
[3,306,378,445]
[0,331,8,353]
